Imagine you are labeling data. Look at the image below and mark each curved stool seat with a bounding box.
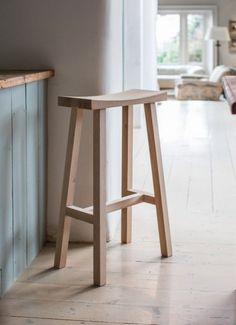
[58,89,167,110]
[54,89,172,286]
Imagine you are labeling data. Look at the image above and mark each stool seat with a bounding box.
[58,89,167,110]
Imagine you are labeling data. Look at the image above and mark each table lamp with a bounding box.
[205,26,231,66]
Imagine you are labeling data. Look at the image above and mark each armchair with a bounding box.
[175,65,232,100]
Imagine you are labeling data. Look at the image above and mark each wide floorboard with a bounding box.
[1,99,236,324]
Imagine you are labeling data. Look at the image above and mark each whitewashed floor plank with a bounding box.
[1,99,236,324]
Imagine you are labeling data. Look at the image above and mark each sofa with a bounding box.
[175,65,234,101]
[222,76,236,114]
[157,65,206,89]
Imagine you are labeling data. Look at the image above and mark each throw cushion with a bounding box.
[188,66,206,75]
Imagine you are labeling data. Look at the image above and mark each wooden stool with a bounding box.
[54,89,172,286]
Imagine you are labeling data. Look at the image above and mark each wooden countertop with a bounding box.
[0,70,54,89]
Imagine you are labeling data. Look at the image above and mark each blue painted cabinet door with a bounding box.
[0,88,13,295]
[38,81,47,249]
[12,84,27,280]
[0,81,47,296]
[26,81,40,263]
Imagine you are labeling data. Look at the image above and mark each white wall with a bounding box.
[142,0,158,89]
[124,0,157,127]
[124,0,143,91]
[0,0,123,242]
[101,2,123,240]
[158,0,236,67]
[124,0,157,90]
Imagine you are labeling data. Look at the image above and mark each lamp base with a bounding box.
[215,40,221,66]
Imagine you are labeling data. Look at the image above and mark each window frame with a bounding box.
[157,5,217,69]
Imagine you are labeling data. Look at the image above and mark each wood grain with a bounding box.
[144,103,172,257]
[58,89,167,110]
[86,193,144,214]
[54,109,84,269]
[121,105,133,243]
[0,70,54,89]
[128,189,155,205]
[93,109,107,286]
[65,206,93,224]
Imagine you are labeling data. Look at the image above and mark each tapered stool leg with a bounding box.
[93,109,107,286]
[121,105,133,243]
[54,109,84,268]
[144,103,172,257]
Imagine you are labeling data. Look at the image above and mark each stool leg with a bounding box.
[121,105,133,243]
[93,109,107,286]
[144,103,172,257]
[54,108,84,268]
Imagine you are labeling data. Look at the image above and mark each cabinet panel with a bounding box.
[26,81,40,264]
[12,85,27,279]
[0,81,47,296]
[38,80,47,248]
[0,89,13,294]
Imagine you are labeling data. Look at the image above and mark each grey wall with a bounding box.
[159,0,236,67]
[0,0,123,242]
[0,0,159,244]
[218,0,236,66]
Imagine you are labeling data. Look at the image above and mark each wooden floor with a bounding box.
[1,99,236,324]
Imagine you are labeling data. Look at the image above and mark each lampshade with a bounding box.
[205,26,231,41]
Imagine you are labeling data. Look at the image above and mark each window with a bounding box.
[156,7,215,67]
[187,14,204,63]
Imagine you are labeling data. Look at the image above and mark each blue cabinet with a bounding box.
[0,80,47,296]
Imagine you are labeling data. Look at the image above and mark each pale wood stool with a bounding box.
[54,89,172,286]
